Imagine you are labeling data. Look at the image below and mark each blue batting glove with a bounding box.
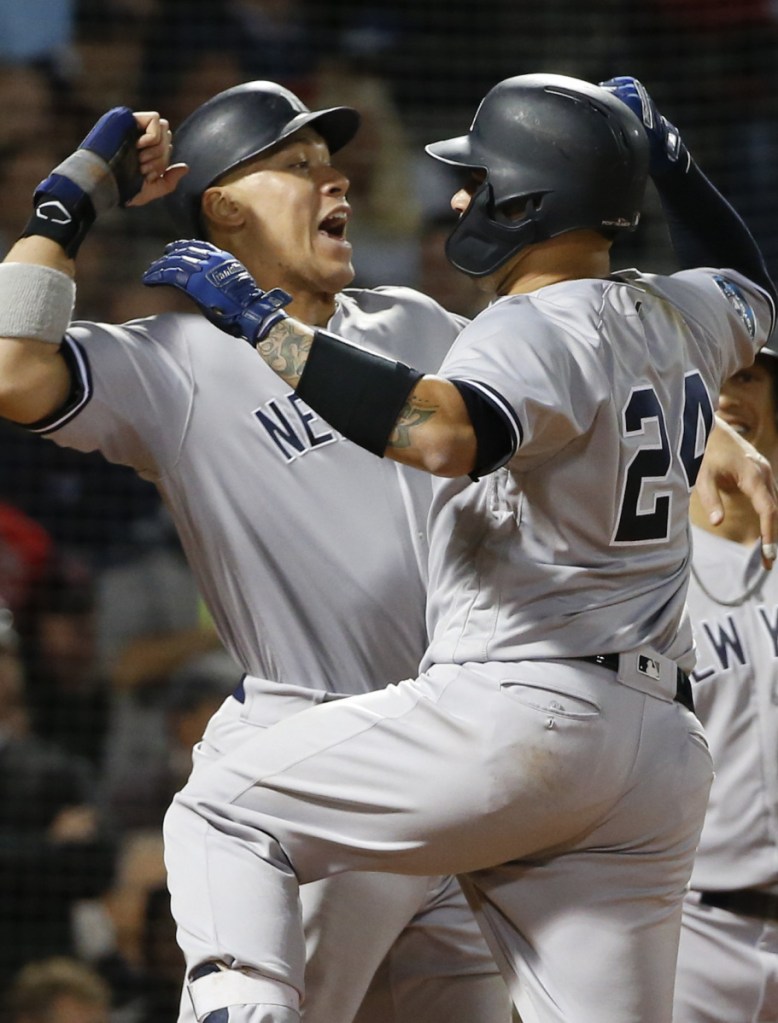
[143,240,292,344]
[22,107,143,256]
[600,76,690,176]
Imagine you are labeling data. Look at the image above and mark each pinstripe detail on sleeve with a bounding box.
[454,377,522,454]
[28,333,92,434]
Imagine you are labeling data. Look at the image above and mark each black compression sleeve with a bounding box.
[654,160,777,306]
[295,329,423,456]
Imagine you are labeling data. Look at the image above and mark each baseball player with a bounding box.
[675,338,778,1021]
[0,87,513,1022]
[138,73,778,1023]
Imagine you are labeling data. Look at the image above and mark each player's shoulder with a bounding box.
[339,285,469,330]
[463,280,609,347]
[336,287,468,373]
[64,311,242,391]
[68,311,199,346]
[619,266,771,341]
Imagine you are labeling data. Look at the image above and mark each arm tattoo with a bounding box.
[257,319,314,387]
[389,398,437,450]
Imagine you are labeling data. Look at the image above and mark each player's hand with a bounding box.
[143,240,292,344]
[599,76,690,177]
[22,106,144,257]
[695,415,778,569]
[126,112,189,207]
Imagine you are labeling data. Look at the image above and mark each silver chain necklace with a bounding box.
[690,562,768,608]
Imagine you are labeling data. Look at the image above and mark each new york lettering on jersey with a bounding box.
[692,602,778,679]
[253,390,340,462]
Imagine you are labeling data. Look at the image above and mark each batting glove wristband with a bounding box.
[600,76,690,177]
[143,240,292,344]
[21,107,144,257]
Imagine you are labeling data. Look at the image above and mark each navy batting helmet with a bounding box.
[425,73,650,277]
[166,81,361,237]
[759,334,778,362]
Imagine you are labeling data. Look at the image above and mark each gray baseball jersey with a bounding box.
[686,524,778,890]
[40,287,465,692]
[32,285,516,1023]
[674,524,778,1022]
[163,263,771,1023]
[423,268,770,674]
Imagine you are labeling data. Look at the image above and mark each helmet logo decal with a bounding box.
[602,215,639,229]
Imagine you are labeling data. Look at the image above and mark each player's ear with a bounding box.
[201,186,246,233]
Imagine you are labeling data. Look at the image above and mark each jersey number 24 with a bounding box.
[613,371,714,544]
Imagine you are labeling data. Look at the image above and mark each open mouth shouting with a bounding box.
[318,206,351,246]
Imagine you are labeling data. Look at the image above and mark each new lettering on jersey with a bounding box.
[42,289,463,690]
[254,392,338,463]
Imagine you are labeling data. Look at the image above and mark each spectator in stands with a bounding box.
[0,610,115,988]
[619,0,778,276]
[0,420,160,565]
[4,956,111,1023]
[100,661,232,831]
[0,502,54,632]
[138,0,316,124]
[311,57,422,287]
[136,885,185,1023]
[71,829,168,1022]
[95,507,236,830]
[23,552,110,770]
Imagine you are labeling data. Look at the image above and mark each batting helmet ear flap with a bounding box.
[445,182,539,277]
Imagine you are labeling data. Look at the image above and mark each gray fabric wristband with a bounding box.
[50,149,120,217]
[0,263,76,344]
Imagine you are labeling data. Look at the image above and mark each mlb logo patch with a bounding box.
[638,654,661,681]
[713,275,756,339]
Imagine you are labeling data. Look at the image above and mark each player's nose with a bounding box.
[450,188,471,214]
[322,166,349,196]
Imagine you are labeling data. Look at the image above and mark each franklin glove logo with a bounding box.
[208,264,245,286]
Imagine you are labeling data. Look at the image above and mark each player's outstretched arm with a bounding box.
[144,240,478,476]
[601,75,776,313]
[696,414,778,568]
[0,110,185,425]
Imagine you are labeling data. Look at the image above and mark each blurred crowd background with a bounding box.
[0,1,776,1020]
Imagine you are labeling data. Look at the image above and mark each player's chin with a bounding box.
[320,258,356,293]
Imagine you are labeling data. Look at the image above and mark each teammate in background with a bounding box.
[675,340,778,1021]
[141,74,778,1023]
[0,86,513,1023]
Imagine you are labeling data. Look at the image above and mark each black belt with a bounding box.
[580,654,695,715]
[699,888,778,921]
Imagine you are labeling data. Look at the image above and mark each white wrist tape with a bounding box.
[0,262,76,344]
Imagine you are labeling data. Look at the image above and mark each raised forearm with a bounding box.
[0,239,75,422]
[262,317,477,474]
